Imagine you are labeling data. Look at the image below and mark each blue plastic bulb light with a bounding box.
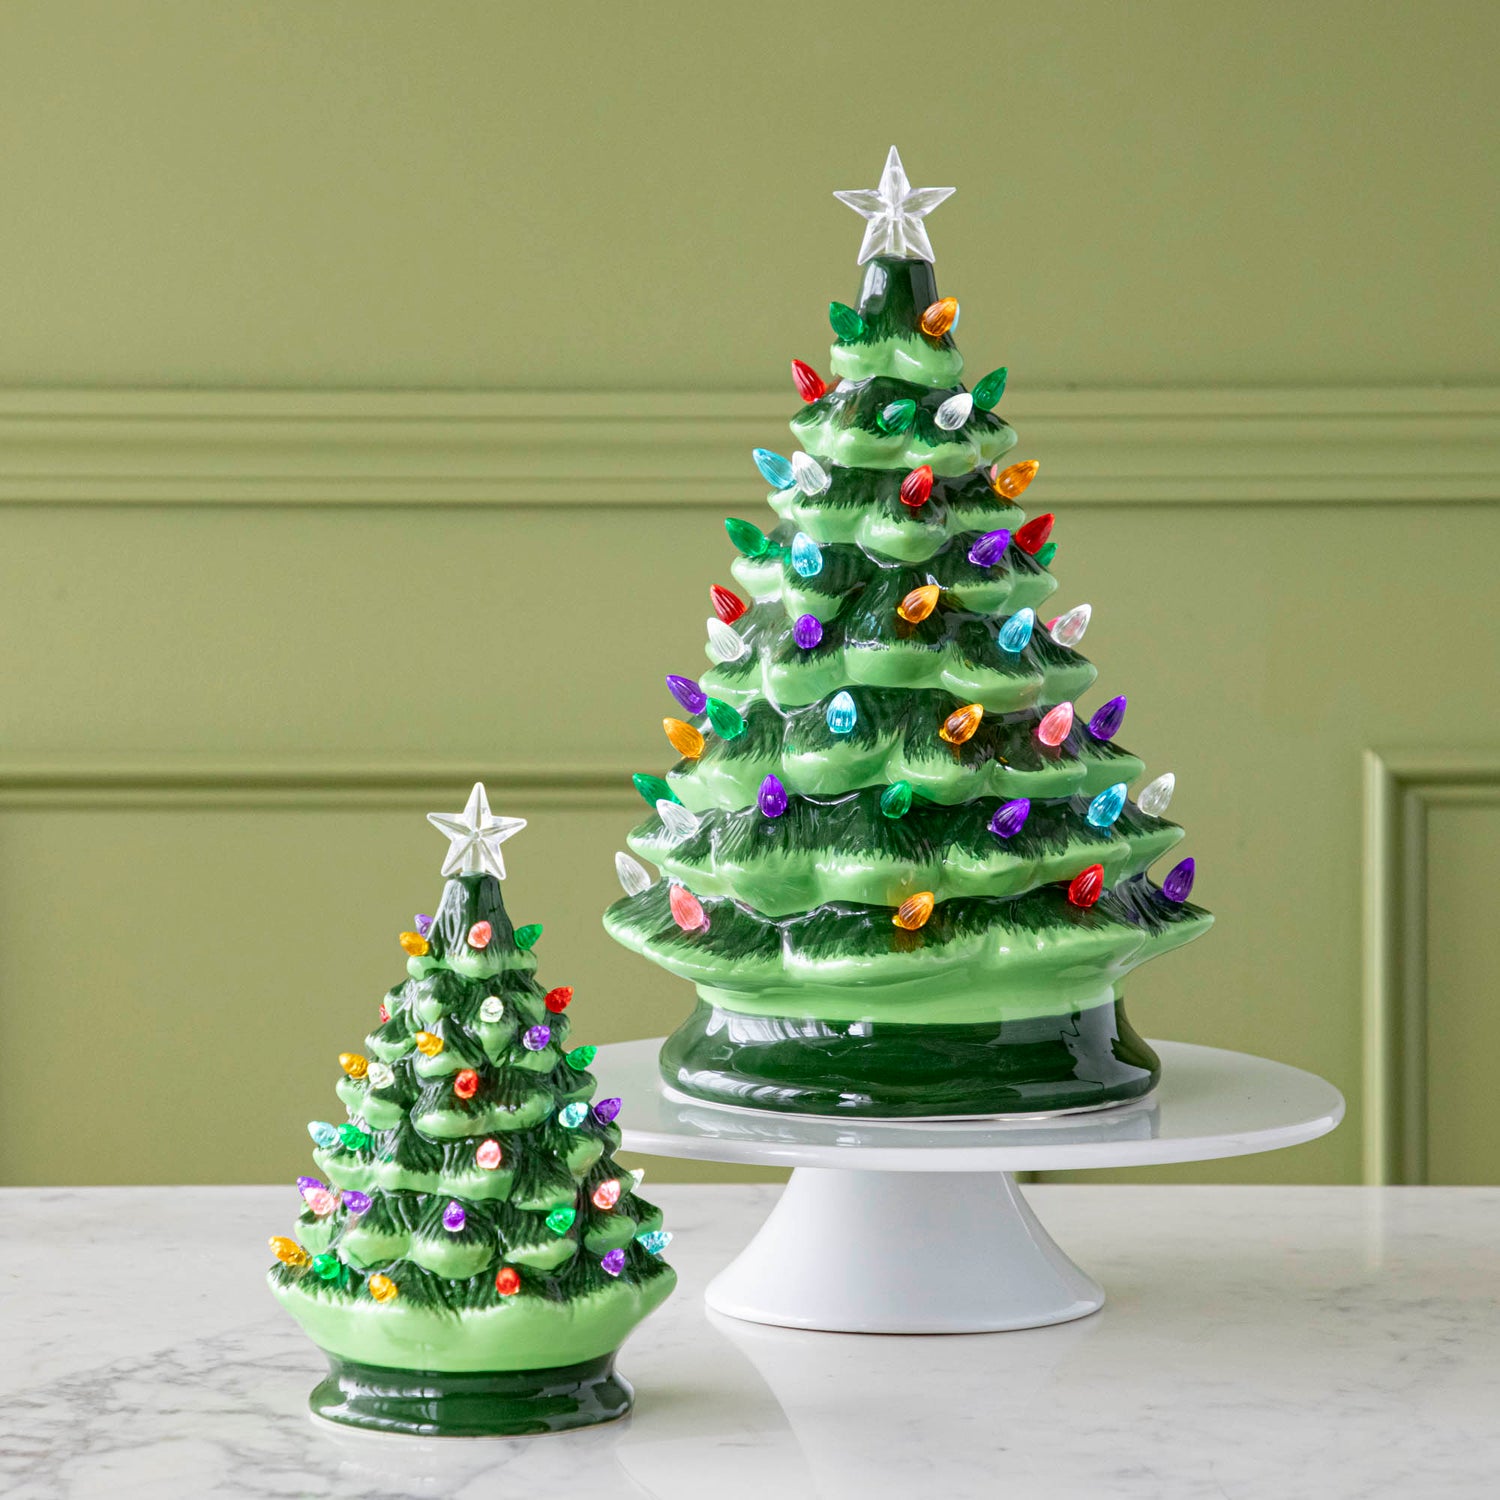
[1086,782,1128,829]
[826,691,857,734]
[790,532,824,578]
[997,608,1035,654]
[752,448,795,490]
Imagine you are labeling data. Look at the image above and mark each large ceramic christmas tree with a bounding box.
[269,784,674,1436]
[606,148,1212,1119]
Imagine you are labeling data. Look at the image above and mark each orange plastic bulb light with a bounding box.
[398,930,429,957]
[1037,702,1074,746]
[791,360,827,403]
[339,1052,368,1080]
[899,466,934,509]
[710,585,748,624]
[496,1267,521,1296]
[1068,864,1105,908]
[669,883,709,933]
[269,1236,310,1268]
[453,1069,479,1099]
[893,891,936,930]
[592,1178,623,1210]
[663,717,706,760]
[898,584,940,624]
[940,703,984,745]
[919,297,959,337]
[1015,513,1055,554]
[367,1273,399,1304]
[991,459,1040,500]
[414,1030,444,1057]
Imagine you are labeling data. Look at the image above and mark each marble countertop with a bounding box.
[3,1184,1498,1499]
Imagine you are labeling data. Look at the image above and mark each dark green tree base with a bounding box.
[309,1351,632,1437]
[660,999,1160,1118]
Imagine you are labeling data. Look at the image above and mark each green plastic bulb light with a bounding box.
[725,517,772,559]
[705,698,747,740]
[566,1045,597,1071]
[336,1123,369,1151]
[632,773,678,807]
[1035,542,1058,567]
[877,399,917,434]
[514,923,543,951]
[829,301,865,340]
[545,1207,577,1235]
[312,1253,342,1281]
[880,781,913,819]
[972,367,1009,409]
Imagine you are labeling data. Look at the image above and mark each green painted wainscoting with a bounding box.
[1,387,1496,1188]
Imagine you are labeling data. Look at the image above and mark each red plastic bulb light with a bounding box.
[899,466,934,509]
[1037,702,1075,747]
[669,883,709,933]
[496,1267,521,1296]
[711,585,748,624]
[1015,514,1055,554]
[1068,864,1105,908]
[544,986,573,1013]
[453,1069,479,1100]
[791,360,827,403]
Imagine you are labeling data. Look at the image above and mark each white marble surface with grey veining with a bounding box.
[2,1184,1498,1499]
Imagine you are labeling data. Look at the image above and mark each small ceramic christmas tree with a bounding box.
[269,784,674,1436]
[606,148,1212,1119]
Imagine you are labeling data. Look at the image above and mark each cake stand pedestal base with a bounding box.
[704,1167,1102,1333]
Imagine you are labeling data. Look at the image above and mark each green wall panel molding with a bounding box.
[1361,749,1500,1186]
[0,386,1496,507]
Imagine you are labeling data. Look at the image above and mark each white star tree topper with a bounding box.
[833,146,955,265]
[426,782,527,880]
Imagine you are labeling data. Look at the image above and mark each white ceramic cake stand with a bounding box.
[592,1038,1344,1335]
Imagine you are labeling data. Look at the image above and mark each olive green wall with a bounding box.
[0,3,1495,1187]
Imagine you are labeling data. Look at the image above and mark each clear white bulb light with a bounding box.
[615,851,652,896]
[706,618,749,663]
[1137,772,1176,818]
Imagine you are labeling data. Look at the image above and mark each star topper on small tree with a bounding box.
[833,145,955,264]
[426,782,527,880]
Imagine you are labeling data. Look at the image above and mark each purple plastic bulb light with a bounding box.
[1087,695,1127,741]
[758,774,788,818]
[594,1096,622,1124]
[989,798,1031,839]
[793,614,823,650]
[342,1190,372,1215]
[296,1175,324,1194]
[1162,858,1196,904]
[442,1200,466,1233]
[414,914,433,937]
[666,674,708,716]
[967,529,1011,568]
[600,1249,626,1277]
[523,1025,552,1051]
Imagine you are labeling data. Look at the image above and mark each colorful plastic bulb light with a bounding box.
[790,531,824,577]
[378,1000,390,1023]
[443,1201,467,1233]
[1037,702,1074,746]
[880,780,913,819]
[791,359,826,402]
[706,618,749,662]
[968,528,1011,568]
[367,1273,398,1304]
[725,517,772,559]
[523,1025,551,1051]
[919,297,959,337]
[476,1138,503,1170]
[312,1253,342,1282]
[666,673,707,715]
[898,583,940,623]
[514,923,543,950]
[1087,783,1128,829]
[899,465,934,509]
[592,1178,623,1210]
[669,883,709,932]
[414,914,433,938]
[632,773,677,808]
[758,774,788,818]
[878,398,917,433]
[478,996,505,1023]
[601,1249,626,1277]
[367,1062,394,1089]
[343,1190,372,1215]
[414,1030,444,1057]
[829,301,865,339]
[1088,696,1127,741]
[296,1175,324,1194]
[990,798,1031,839]
[544,986,573,1013]
[894,891,936,930]
[454,1068,480,1098]
[940,703,984,745]
[973,366,1008,409]
[590,1098,621,1127]
[1035,542,1058,567]
[495,1267,521,1295]
[935,392,973,431]
[337,1123,369,1151]
[629,1168,646,1191]
[1137,773,1175,818]
[705,697,746,740]
[1050,603,1092,648]
[566,1045,597,1071]
[615,851,652,896]
[1068,864,1105,908]
[711,584,748,624]
[998,608,1036,654]
[792,451,831,496]
[1163,858,1196,903]
[467,921,492,949]
[637,1229,672,1255]
[794,613,823,649]
[559,1102,588,1127]
[752,448,794,490]
[656,799,700,840]
[1015,513,1054,554]
[339,1052,368,1080]
[270,1236,310,1268]
[303,1187,336,1217]
[991,459,1039,500]
[398,930,429,957]
[663,717,705,760]
[826,691,857,734]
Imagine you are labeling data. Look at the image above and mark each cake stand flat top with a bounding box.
[596,1038,1345,1172]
